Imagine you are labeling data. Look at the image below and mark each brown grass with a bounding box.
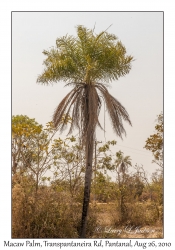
[90,202,163,238]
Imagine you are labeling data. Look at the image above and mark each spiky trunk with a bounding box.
[80,83,95,238]
[79,130,94,238]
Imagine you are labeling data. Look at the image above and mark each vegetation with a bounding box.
[144,112,163,168]
[12,114,163,238]
[37,25,133,237]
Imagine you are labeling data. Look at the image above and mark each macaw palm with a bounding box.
[37,25,133,238]
[115,150,132,173]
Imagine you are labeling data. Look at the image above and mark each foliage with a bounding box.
[12,173,98,238]
[37,25,133,85]
[112,151,133,221]
[150,169,163,206]
[112,163,162,227]
[12,115,119,201]
[51,137,85,200]
[12,115,59,193]
[91,172,117,203]
[12,115,82,194]
[144,112,163,168]
[12,115,42,173]
[120,202,160,227]
[12,178,75,238]
[114,150,132,173]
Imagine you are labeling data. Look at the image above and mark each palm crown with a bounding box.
[38,25,133,84]
[115,150,132,173]
[37,25,133,140]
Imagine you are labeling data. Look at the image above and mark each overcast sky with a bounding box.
[12,12,163,177]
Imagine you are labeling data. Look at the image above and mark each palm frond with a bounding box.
[53,81,131,146]
[53,83,103,144]
[95,82,132,138]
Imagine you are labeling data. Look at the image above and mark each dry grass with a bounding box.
[12,176,163,239]
[90,202,163,239]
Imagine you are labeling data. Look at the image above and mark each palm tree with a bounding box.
[115,151,132,221]
[115,150,132,175]
[37,25,133,238]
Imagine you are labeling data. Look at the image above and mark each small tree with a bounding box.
[51,136,85,199]
[144,112,163,168]
[12,115,68,194]
[113,151,132,221]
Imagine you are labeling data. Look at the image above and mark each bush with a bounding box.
[112,201,160,227]
[12,174,98,238]
[12,186,78,238]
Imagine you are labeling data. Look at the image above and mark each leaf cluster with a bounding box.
[37,25,133,85]
[144,112,163,167]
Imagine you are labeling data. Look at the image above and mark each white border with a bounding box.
[1,1,174,249]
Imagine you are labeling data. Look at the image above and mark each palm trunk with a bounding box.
[80,131,94,238]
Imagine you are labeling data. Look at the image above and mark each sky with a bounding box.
[1,0,175,245]
[12,12,163,177]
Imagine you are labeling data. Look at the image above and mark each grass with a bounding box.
[90,202,163,238]
[12,179,163,239]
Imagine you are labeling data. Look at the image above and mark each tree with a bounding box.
[115,150,132,174]
[144,112,163,168]
[12,116,59,194]
[51,135,86,199]
[37,25,133,238]
[91,171,117,203]
[12,115,43,176]
[113,151,132,221]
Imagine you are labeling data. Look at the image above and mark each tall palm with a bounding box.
[37,25,133,238]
